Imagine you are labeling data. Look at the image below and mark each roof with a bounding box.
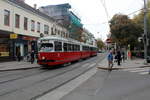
[7,0,55,22]
[43,3,71,9]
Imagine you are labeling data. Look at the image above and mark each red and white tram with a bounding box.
[37,36,97,66]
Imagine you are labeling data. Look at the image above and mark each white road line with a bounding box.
[129,68,149,72]
[122,68,144,71]
[139,71,149,75]
[37,68,97,100]
[82,63,90,68]
[89,63,96,68]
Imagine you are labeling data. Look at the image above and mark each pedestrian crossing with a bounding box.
[122,67,150,75]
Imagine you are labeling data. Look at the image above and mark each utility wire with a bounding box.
[100,0,110,22]
[127,8,143,16]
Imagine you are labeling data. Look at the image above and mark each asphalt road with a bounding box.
[60,64,150,100]
[0,53,106,100]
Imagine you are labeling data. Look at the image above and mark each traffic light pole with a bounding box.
[144,0,148,64]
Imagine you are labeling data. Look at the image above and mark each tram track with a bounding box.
[33,54,106,100]
[0,56,99,97]
[0,56,97,85]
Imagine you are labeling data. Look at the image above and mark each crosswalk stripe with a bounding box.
[129,68,149,72]
[139,72,149,75]
[122,67,150,75]
[122,68,144,71]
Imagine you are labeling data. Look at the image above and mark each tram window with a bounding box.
[54,41,62,51]
[63,43,68,52]
[40,43,53,52]
[74,45,77,51]
[78,45,80,51]
[72,44,75,51]
[68,44,72,51]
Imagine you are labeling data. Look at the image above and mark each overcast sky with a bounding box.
[25,0,144,41]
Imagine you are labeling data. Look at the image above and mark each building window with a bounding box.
[15,14,20,28]
[24,17,28,30]
[44,25,49,34]
[55,28,57,35]
[37,22,40,33]
[51,27,54,35]
[4,10,10,26]
[31,20,35,31]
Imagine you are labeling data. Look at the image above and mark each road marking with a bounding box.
[122,68,144,71]
[129,68,149,72]
[37,67,97,100]
[122,67,150,75]
[89,63,96,68]
[81,63,90,68]
[139,71,149,75]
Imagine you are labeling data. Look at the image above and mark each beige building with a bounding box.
[0,0,69,61]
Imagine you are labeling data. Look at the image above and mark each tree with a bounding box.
[109,14,143,50]
[132,0,150,55]
[96,38,105,50]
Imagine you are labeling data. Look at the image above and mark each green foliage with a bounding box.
[109,14,143,50]
[96,38,105,49]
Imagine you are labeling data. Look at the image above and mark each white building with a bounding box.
[0,0,69,60]
[82,28,97,46]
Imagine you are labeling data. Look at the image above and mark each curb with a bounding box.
[97,65,150,71]
[97,67,123,70]
[0,67,40,72]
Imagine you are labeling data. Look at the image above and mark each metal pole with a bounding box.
[144,0,148,64]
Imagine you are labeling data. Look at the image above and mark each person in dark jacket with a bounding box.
[117,50,121,66]
[17,51,21,62]
[30,50,35,64]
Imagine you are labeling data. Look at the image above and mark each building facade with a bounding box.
[0,0,69,61]
[39,3,83,41]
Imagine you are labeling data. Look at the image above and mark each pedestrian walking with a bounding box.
[107,51,113,71]
[30,50,35,64]
[116,50,121,66]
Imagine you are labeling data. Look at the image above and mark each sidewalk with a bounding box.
[0,60,40,71]
[59,58,150,100]
[97,58,150,70]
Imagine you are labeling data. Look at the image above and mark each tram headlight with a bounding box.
[42,56,45,60]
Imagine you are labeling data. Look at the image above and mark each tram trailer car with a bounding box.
[37,36,97,66]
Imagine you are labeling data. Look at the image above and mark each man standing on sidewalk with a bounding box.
[107,51,113,70]
[30,50,35,64]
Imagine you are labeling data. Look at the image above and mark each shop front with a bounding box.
[0,31,12,61]
[10,34,38,60]
[0,30,38,61]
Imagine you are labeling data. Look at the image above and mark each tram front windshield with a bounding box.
[39,43,53,52]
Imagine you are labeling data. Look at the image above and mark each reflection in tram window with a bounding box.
[40,43,53,52]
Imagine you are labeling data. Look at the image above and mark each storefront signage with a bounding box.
[0,52,9,57]
[23,36,37,41]
[10,34,18,39]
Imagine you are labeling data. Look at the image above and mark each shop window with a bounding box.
[0,44,9,57]
[37,22,40,33]
[15,14,20,28]
[4,10,10,26]
[31,20,35,31]
[24,17,28,30]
